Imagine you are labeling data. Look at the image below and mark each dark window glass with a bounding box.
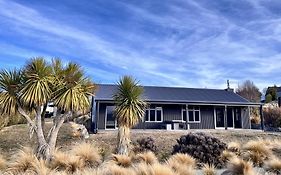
[188,111,194,121]
[150,110,155,121]
[183,110,187,121]
[156,110,162,121]
[145,110,149,121]
[195,111,200,121]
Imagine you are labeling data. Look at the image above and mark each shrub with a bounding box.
[133,137,157,153]
[172,132,227,168]
[263,107,281,128]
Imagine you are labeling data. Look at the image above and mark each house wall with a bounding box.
[189,106,215,129]
[93,101,251,130]
[241,107,251,129]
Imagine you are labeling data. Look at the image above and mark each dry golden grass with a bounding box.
[151,163,176,175]
[220,150,237,163]
[6,147,38,174]
[228,141,241,153]
[264,157,281,173]
[133,162,154,175]
[242,140,272,166]
[166,153,195,175]
[51,150,83,173]
[106,164,136,175]
[111,154,132,168]
[167,153,196,168]
[134,151,158,165]
[202,164,216,175]
[71,142,101,168]
[0,155,6,171]
[225,157,255,175]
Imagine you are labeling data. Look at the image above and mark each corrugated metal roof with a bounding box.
[95,84,259,105]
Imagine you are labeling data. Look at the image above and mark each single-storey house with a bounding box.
[90,84,261,132]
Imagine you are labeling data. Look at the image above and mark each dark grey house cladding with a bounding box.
[90,84,260,132]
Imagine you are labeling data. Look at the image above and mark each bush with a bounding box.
[263,108,281,128]
[133,137,158,153]
[172,132,227,168]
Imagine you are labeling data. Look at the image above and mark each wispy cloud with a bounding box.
[0,0,281,90]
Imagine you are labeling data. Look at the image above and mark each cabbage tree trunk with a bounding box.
[117,126,130,155]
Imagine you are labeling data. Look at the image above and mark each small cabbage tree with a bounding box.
[0,57,95,160]
[113,76,146,155]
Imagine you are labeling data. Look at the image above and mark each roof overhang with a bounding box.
[94,98,261,107]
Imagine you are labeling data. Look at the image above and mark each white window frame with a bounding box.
[145,107,163,122]
[182,106,201,123]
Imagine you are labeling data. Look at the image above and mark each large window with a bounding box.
[182,106,201,123]
[145,107,163,122]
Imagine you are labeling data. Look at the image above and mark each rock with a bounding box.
[70,122,89,139]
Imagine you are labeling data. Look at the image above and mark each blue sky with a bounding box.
[1,0,281,91]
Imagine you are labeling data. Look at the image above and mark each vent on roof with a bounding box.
[225,80,234,92]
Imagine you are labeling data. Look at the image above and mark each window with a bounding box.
[182,106,200,123]
[145,107,162,122]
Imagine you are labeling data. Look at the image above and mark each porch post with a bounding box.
[224,105,228,130]
[91,96,98,134]
[260,104,264,131]
[186,104,188,130]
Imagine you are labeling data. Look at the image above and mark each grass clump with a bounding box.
[202,164,216,175]
[6,147,38,174]
[134,151,158,165]
[223,157,255,175]
[51,150,83,173]
[111,154,132,168]
[264,157,281,174]
[71,142,102,168]
[0,155,6,171]
[242,140,272,166]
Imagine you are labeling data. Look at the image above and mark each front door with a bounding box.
[215,108,225,128]
[105,106,117,129]
[227,108,234,128]
[234,108,242,128]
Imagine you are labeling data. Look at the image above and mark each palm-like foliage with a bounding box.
[113,76,146,155]
[20,58,52,108]
[53,63,95,113]
[0,69,22,115]
[113,76,146,128]
[0,57,95,160]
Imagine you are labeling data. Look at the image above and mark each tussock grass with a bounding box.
[0,155,6,171]
[242,140,272,166]
[51,150,83,173]
[134,151,158,165]
[151,163,175,175]
[224,157,255,175]
[220,150,237,163]
[167,153,196,168]
[202,164,216,175]
[264,157,281,173]
[228,141,241,153]
[111,154,132,168]
[6,147,38,174]
[107,164,136,175]
[167,153,195,175]
[71,142,101,168]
